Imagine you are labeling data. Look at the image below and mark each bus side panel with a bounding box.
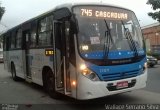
[3,51,10,71]
[29,48,54,86]
[9,50,25,79]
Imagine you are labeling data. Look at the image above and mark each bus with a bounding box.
[2,3,147,100]
[0,43,3,62]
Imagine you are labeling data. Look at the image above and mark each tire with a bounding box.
[45,69,59,99]
[11,63,18,81]
[150,64,154,68]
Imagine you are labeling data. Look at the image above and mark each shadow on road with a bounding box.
[10,75,138,104]
[17,94,139,110]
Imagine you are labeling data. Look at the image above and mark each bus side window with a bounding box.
[30,21,37,48]
[3,36,5,50]
[38,15,53,47]
[4,34,10,51]
[16,29,22,49]
[10,31,16,49]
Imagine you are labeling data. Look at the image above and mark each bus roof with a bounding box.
[2,2,132,35]
[55,2,131,11]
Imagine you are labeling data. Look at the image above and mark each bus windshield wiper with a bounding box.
[121,21,138,57]
[103,19,113,61]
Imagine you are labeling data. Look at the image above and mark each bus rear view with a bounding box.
[73,5,147,99]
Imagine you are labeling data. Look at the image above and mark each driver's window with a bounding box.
[123,21,136,39]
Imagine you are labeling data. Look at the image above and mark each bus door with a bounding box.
[23,30,31,79]
[53,21,71,94]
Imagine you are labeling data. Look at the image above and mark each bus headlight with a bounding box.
[143,62,147,73]
[80,64,100,81]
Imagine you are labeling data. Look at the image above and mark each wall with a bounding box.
[142,24,160,55]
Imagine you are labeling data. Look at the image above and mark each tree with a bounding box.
[0,3,5,21]
[147,0,160,22]
[0,2,5,42]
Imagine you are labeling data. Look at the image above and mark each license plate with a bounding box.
[116,81,128,89]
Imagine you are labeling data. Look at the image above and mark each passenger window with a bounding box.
[3,34,9,51]
[10,32,16,49]
[30,22,37,48]
[38,15,53,47]
[16,29,22,48]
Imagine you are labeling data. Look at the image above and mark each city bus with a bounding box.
[0,43,3,62]
[2,3,147,100]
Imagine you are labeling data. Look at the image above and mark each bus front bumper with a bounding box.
[77,70,147,100]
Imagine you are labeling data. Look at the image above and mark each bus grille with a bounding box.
[102,69,142,81]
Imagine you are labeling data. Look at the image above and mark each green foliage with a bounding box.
[0,2,5,43]
[0,3,5,21]
[147,51,152,56]
[147,0,160,22]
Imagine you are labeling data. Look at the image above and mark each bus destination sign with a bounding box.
[80,8,128,20]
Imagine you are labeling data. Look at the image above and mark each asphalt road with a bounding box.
[144,64,160,93]
[0,63,160,110]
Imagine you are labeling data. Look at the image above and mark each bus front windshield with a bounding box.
[73,6,144,59]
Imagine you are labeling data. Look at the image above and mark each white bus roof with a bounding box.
[2,2,132,35]
[54,2,131,11]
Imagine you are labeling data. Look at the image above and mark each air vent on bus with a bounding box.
[102,69,142,81]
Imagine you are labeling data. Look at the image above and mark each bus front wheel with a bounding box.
[11,63,18,81]
[45,69,59,99]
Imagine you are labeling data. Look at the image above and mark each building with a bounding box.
[142,22,160,55]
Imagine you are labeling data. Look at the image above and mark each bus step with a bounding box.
[26,77,32,83]
[57,88,64,93]
[65,92,71,95]
[57,90,71,96]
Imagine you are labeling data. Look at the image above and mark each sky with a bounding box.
[0,0,157,32]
